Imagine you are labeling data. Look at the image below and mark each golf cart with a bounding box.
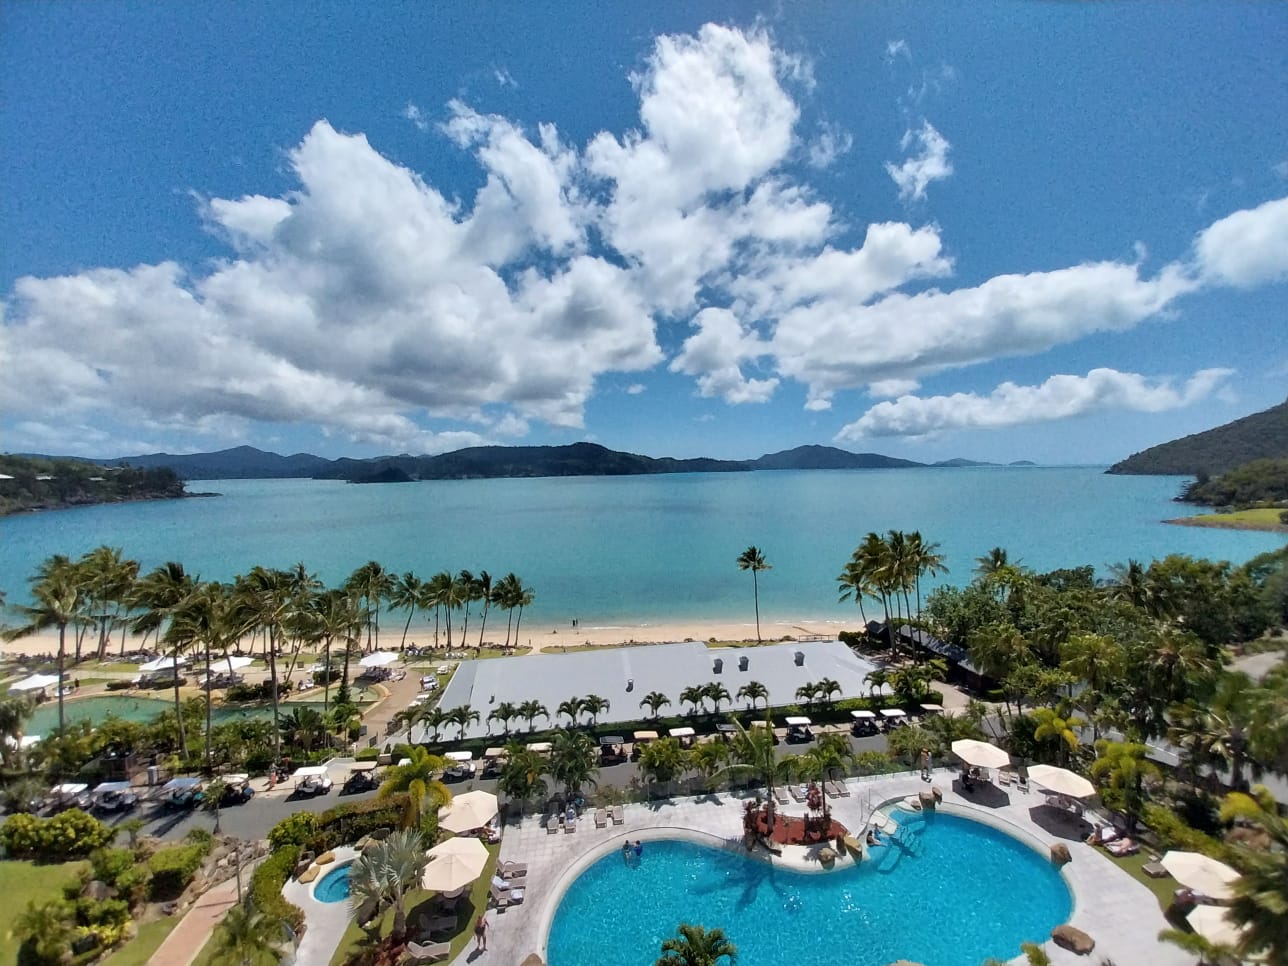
[343,762,380,793]
[91,781,138,814]
[293,765,333,796]
[220,774,255,805]
[161,777,205,809]
[443,751,474,782]
[784,716,814,744]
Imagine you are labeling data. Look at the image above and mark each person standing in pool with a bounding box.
[633,840,643,858]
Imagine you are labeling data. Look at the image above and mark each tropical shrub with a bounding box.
[268,811,320,850]
[852,751,906,776]
[146,834,212,900]
[355,746,382,761]
[1141,804,1227,858]
[0,809,115,860]
[315,793,407,847]
[249,843,305,934]
[13,898,76,964]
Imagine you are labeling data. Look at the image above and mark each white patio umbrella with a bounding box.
[422,835,489,892]
[951,739,1011,770]
[359,651,399,668]
[1162,851,1241,901]
[438,790,499,834]
[1026,764,1096,799]
[9,673,60,693]
[220,655,254,672]
[1187,904,1245,948]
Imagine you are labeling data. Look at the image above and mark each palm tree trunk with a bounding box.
[400,607,414,648]
[752,570,761,644]
[205,638,213,774]
[515,605,524,645]
[322,635,331,727]
[478,600,490,648]
[268,626,281,761]
[56,623,67,736]
[172,647,187,758]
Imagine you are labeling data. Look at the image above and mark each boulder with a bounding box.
[818,847,837,866]
[1051,924,1094,954]
[930,786,943,802]
[520,956,545,966]
[1050,843,1072,866]
[918,790,937,810]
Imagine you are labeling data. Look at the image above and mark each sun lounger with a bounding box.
[1142,861,1169,878]
[499,861,528,878]
[611,804,624,825]
[490,883,526,909]
[407,940,450,962]
[773,786,789,805]
[834,780,850,797]
[595,808,608,828]
[824,781,844,799]
[546,814,559,834]
[1105,837,1139,857]
[1016,776,1030,793]
[998,771,1013,786]
[564,815,576,833]
[788,784,807,803]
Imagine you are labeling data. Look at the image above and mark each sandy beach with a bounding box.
[0,616,856,661]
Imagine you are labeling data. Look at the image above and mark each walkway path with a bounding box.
[150,864,256,966]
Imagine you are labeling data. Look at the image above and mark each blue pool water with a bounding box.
[547,811,1073,966]
[314,862,353,904]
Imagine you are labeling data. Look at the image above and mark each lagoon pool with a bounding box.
[547,811,1072,966]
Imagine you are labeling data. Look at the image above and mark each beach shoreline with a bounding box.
[0,616,859,661]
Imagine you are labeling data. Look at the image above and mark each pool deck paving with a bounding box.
[474,769,1190,966]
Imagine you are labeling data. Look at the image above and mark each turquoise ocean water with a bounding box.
[1,469,1282,632]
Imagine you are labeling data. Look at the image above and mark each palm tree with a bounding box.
[735,681,767,711]
[209,897,285,965]
[455,570,477,645]
[906,530,947,623]
[497,742,548,815]
[448,704,481,740]
[424,571,453,647]
[548,730,598,799]
[280,706,327,754]
[689,741,732,793]
[557,698,583,728]
[347,828,428,944]
[863,668,889,699]
[389,571,423,650]
[640,691,672,718]
[80,545,140,661]
[169,581,248,772]
[639,736,689,797]
[0,694,35,770]
[416,705,450,743]
[238,567,292,761]
[311,588,361,727]
[1090,740,1160,830]
[487,701,520,735]
[474,570,494,647]
[1167,671,1259,791]
[518,699,548,732]
[655,923,738,966]
[736,546,771,644]
[345,561,394,651]
[1219,787,1288,962]
[378,747,451,827]
[724,717,782,796]
[799,732,854,821]
[1032,706,1086,767]
[582,694,610,726]
[5,557,81,736]
[679,685,706,715]
[703,682,732,714]
[814,677,841,710]
[794,682,818,712]
[974,546,1012,578]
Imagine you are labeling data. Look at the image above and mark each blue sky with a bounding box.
[2,1,1286,465]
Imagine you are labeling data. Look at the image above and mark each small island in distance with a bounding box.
[0,455,189,517]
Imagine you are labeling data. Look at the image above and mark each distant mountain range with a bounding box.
[41,442,1036,482]
[1108,398,1288,476]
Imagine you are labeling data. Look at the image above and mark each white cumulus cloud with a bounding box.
[1193,195,1288,288]
[837,367,1235,439]
[885,120,952,201]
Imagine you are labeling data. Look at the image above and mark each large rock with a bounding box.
[818,846,837,866]
[1051,924,1095,954]
[520,956,545,966]
[919,789,937,810]
[1050,843,1072,866]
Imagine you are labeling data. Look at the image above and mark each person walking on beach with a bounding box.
[474,914,489,951]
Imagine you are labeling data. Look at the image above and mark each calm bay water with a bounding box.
[1,469,1283,630]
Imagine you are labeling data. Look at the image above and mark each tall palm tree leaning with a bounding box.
[736,546,771,644]
[5,556,80,737]
[209,897,285,966]
[655,923,738,966]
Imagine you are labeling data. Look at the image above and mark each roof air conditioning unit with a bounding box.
[626,678,634,692]
[738,655,749,671]
[794,650,805,666]
[712,658,723,674]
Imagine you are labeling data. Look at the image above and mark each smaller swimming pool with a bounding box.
[313,862,353,904]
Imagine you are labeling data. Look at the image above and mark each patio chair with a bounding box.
[1016,775,1030,793]
[594,807,608,828]
[490,883,526,909]
[998,770,1013,787]
[406,940,450,962]
[773,786,789,806]
[499,860,528,878]
[833,780,851,797]
[824,781,844,799]
[546,814,560,834]
[788,784,807,803]
[417,913,458,936]
[611,804,624,825]
[564,816,577,833]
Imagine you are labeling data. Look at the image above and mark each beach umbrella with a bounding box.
[359,651,399,668]
[1026,764,1096,799]
[1162,851,1241,901]
[439,790,499,834]
[422,836,489,892]
[950,739,1010,770]
[1186,905,1245,948]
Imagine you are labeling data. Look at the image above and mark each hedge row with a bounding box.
[0,809,116,860]
[250,844,305,934]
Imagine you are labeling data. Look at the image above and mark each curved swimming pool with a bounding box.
[547,811,1072,966]
[313,862,354,904]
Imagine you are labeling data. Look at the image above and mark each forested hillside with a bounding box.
[1108,398,1288,476]
[0,455,186,516]
[1181,458,1288,507]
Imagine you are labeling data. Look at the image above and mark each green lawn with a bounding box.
[1168,507,1286,532]
[1101,848,1183,917]
[99,917,180,966]
[328,841,500,966]
[0,859,87,964]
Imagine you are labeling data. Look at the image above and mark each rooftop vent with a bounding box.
[738,655,749,671]
[626,678,634,692]
[712,658,723,674]
[794,650,805,666]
